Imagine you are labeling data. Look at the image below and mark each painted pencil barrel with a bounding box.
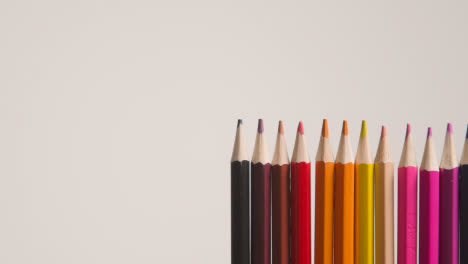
[231,161,250,264]
[291,162,311,264]
[397,166,418,264]
[439,167,459,264]
[272,164,290,264]
[251,163,271,264]
[460,165,468,264]
[375,162,394,264]
[334,162,354,264]
[355,163,374,264]
[314,161,334,264]
[419,170,439,264]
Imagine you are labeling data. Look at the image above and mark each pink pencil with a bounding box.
[419,128,439,264]
[397,124,418,264]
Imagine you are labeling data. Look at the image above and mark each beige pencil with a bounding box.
[374,126,394,264]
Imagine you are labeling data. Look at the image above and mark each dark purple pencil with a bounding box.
[460,125,468,264]
[251,119,271,264]
[439,123,459,264]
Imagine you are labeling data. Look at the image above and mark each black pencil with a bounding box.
[231,119,250,264]
[460,125,468,264]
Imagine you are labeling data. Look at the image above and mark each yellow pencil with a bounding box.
[354,120,374,264]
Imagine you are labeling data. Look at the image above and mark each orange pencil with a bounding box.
[334,121,354,264]
[314,119,334,264]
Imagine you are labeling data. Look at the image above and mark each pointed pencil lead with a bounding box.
[360,120,367,138]
[342,120,348,135]
[298,121,304,135]
[447,123,453,134]
[427,127,432,138]
[237,119,243,128]
[406,123,411,138]
[278,120,284,135]
[322,119,329,138]
[258,119,264,133]
[381,125,387,138]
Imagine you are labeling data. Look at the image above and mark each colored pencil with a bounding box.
[291,121,311,264]
[419,127,439,264]
[251,119,271,264]
[460,125,468,264]
[231,119,250,264]
[374,126,394,264]
[354,120,374,264]
[314,119,334,264]
[439,123,459,264]
[334,120,354,264]
[397,124,418,264]
[271,121,289,264]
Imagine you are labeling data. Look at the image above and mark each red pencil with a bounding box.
[291,121,311,264]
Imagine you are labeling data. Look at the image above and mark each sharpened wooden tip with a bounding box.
[278,120,284,135]
[298,121,304,135]
[360,120,367,138]
[322,119,329,138]
[342,120,348,135]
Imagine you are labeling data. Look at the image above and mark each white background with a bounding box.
[1,0,468,263]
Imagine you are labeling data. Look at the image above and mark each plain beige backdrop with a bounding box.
[1,0,468,263]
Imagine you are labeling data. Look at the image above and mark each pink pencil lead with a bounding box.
[447,123,453,134]
[427,127,432,138]
[298,121,304,135]
[258,119,264,133]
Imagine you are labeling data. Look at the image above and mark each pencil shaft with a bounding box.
[375,162,394,264]
[291,162,311,264]
[314,161,334,264]
[231,161,250,264]
[355,163,374,264]
[419,170,439,264]
[251,163,271,264]
[272,164,290,264]
[439,167,459,264]
[460,165,468,264]
[334,162,354,264]
[397,166,418,264]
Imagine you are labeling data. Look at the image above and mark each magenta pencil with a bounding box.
[397,124,418,264]
[419,128,439,264]
[439,123,459,264]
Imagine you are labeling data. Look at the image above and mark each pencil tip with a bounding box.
[428,127,432,138]
[406,123,411,138]
[278,120,284,135]
[466,124,468,138]
[322,119,329,137]
[342,120,348,135]
[360,120,367,138]
[447,123,453,134]
[298,121,304,135]
[381,125,387,138]
[237,119,243,128]
[257,119,264,133]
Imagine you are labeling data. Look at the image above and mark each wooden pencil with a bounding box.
[397,124,418,264]
[231,119,250,264]
[334,120,354,264]
[291,121,311,264]
[251,119,271,264]
[460,125,468,264]
[374,126,394,264]
[271,121,289,264]
[314,119,334,264]
[354,120,374,264]
[419,127,439,264]
[439,123,459,264]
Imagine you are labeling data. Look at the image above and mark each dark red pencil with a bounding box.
[291,121,311,264]
[251,119,271,264]
[271,121,290,264]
